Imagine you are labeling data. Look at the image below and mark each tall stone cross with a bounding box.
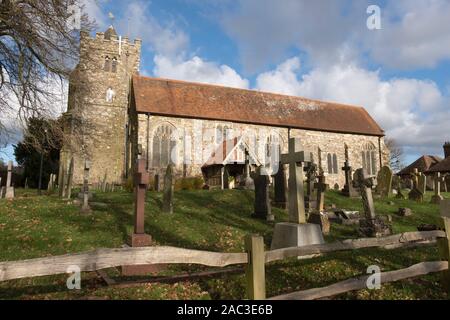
[353,169,377,221]
[280,138,311,224]
[411,168,420,190]
[134,158,149,234]
[314,174,329,212]
[81,160,91,213]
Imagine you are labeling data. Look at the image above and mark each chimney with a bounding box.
[444,142,450,159]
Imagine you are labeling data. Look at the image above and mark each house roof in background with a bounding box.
[397,155,443,176]
[426,157,450,173]
[132,75,385,137]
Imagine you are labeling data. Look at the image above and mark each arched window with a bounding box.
[362,143,377,175]
[152,124,176,168]
[104,56,111,72]
[111,57,118,73]
[327,153,338,174]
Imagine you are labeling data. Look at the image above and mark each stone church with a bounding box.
[60,27,389,188]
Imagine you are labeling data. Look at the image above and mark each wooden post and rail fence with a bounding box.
[1,201,450,300]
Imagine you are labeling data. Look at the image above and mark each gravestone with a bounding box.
[394,176,406,199]
[272,163,287,209]
[24,178,29,189]
[5,161,15,199]
[122,157,157,276]
[304,162,318,212]
[341,145,359,198]
[314,174,328,212]
[239,150,254,190]
[376,166,393,198]
[418,173,427,195]
[431,172,444,204]
[162,164,174,214]
[0,186,5,199]
[81,160,91,213]
[65,157,74,200]
[101,172,107,192]
[154,174,160,191]
[58,163,65,198]
[408,169,423,202]
[271,138,324,250]
[398,208,412,217]
[251,166,273,221]
[353,168,391,237]
[47,174,55,192]
[307,212,330,235]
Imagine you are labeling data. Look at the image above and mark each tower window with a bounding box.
[111,58,118,73]
[104,56,111,72]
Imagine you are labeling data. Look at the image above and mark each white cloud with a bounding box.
[217,0,450,72]
[153,55,249,89]
[255,57,450,157]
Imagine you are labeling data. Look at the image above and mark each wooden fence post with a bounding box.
[440,200,450,293]
[245,234,266,300]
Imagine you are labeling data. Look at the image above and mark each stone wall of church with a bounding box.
[63,30,141,185]
[136,114,389,188]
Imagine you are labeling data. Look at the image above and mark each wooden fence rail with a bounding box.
[0,246,248,282]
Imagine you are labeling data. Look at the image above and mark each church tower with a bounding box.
[61,26,141,184]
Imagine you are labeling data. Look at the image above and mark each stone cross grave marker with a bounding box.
[314,174,329,212]
[376,166,393,198]
[431,172,445,204]
[304,162,318,212]
[162,164,174,214]
[394,176,406,199]
[239,150,254,190]
[353,168,391,237]
[408,168,423,202]
[122,157,156,276]
[81,160,91,213]
[280,138,311,224]
[5,161,15,199]
[251,166,273,221]
[341,144,359,198]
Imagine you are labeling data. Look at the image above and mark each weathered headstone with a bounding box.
[24,178,29,189]
[239,150,254,190]
[431,172,444,204]
[353,168,391,237]
[408,169,423,202]
[251,166,273,221]
[272,163,287,209]
[271,138,324,250]
[5,161,15,199]
[398,208,413,217]
[418,172,427,195]
[162,164,174,214]
[376,166,393,198]
[81,160,91,213]
[307,212,330,235]
[304,162,318,212]
[394,175,406,199]
[314,174,329,212]
[47,174,54,192]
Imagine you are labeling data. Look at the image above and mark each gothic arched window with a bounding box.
[111,57,118,73]
[361,143,377,175]
[104,56,111,72]
[152,124,176,168]
[327,153,338,174]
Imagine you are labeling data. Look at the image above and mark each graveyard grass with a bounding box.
[0,188,449,300]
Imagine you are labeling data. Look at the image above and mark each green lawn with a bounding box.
[0,188,448,300]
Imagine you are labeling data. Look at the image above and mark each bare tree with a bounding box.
[0,0,94,147]
[384,138,405,173]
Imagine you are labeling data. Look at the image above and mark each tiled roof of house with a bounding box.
[397,155,443,176]
[426,157,450,173]
[132,75,385,137]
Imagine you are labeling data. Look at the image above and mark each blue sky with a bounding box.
[2,0,450,165]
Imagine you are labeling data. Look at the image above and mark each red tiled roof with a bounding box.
[397,155,443,176]
[426,157,450,173]
[132,76,385,137]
